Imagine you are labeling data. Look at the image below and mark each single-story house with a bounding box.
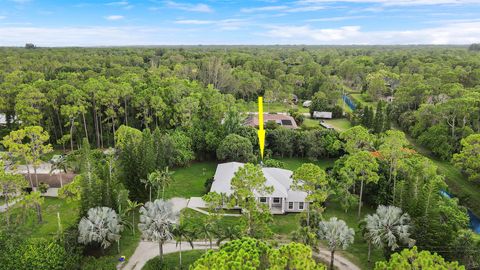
[245,113,298,129]
[320,121,335,130]
[312,111,333,119]
[210,162,309,214]
[302,100,312,108]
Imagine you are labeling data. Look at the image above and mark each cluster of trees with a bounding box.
[351,101,392,134]
[329,126,477,268]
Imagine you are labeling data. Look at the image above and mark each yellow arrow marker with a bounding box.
[258,96,265,160]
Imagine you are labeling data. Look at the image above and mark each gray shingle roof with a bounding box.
[210,162,307,202]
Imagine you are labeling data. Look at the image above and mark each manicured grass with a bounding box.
[302,118,321,129]
[278,157,336,171]
[1,197,79,238]
[271,213,300,236]
[239,101,309,113]
[82,211,142,269]
[323,118,352,131]
[322,201,384,270]
[142,250,205,270]
[164,161,217,199]
[350,93,376,108]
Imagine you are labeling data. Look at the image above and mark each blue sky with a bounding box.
[1,0,480,46]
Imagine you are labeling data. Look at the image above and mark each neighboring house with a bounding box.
[380,95,394,103]
[210,162,309,214]
[0,114,6,126]
[245,113,298,129]
[302,100,312,107]
[320,120,335,130]
[312,111,333,119]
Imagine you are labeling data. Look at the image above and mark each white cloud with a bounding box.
[106,1,129,6]
[306,15,368,22]
[105,15,124,21]
[263,20,480,44]
[175,18,248,30]
[164,1,213,13]
[240,4,326,13]
[296,0,480,6]
[241,5,288,13]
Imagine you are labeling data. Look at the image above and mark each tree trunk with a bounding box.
[33,165,39,188]
[35,203,43,223]
[330,250,335,270]
[70,118,74,152]
[99,114,104,148]
[132,213,135,236]
[159,241,164,259]
[26,164,33,189]
[59,172,63,188]
[149,186,152,202]
[82,112,88,143]
[4,195,9,226]
[358,179,364,219]
[179,241,182,268]
[92,99,101,148]
[367,242,371,262]
[307,204,310,227]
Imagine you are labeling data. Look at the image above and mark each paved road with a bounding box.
[120,240,213,270]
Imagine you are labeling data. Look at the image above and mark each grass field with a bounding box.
[1,197,79,238]
[323,118,353,131]
[350,93,376,108]
[278,157,336,171]
[164,161,217,199]
[142,250,205,270]
[239,101,309,113]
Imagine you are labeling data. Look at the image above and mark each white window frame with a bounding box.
[299,202,304,210]
[259,197,267,203]
[273,197,281,203]
[288,202,294,209]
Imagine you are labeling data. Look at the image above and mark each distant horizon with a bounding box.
[1,0,480,46]
[0,44,474,48]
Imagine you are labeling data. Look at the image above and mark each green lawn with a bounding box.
[164,161,217,199]
[323,118,353,131]
[302,118,321,129]
[278,157,336,171]
[142,250,205,270]
[239,101,309,113]
[1,197,79,238]
[322,201,384,270]
[350,93,376,108]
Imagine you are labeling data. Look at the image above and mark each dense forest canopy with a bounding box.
[1,45,479,162]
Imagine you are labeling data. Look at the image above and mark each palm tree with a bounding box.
[141,170,160,202]
[318,217,355,270]
[158,167,174,200]
[363,205,414,260]
[78,207,123,253]
[173,223,195,268]
[126,199,143,236]
[49,155,68,187]
[138,199,179,260]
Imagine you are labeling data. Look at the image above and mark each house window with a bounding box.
[273,197,280,203]
[260,197,267,203]
[299,202,304,210]
[288,202,294,209]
